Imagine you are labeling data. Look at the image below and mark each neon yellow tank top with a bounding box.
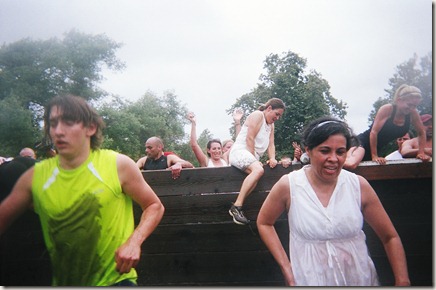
[32,149,137,286]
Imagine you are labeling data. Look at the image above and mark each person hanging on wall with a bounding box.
[228,98,285,225]
[137,136,194,179]
[344,84,430,169]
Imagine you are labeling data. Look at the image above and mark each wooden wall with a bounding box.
[0,160,432,286]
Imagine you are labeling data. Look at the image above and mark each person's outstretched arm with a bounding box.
[233,108,244,137]
[187,112,208,167]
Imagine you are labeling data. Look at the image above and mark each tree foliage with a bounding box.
[227,51,348,159]
[0,30,124,106]
[97,91,190,161]
[0,31,124,156]
[0,96,39,156]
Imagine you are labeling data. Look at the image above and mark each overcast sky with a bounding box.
[0,0,432,141]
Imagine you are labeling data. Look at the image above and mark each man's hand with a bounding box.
[169,163,182,179]
[416,153,431,162]
[115,241,141,274]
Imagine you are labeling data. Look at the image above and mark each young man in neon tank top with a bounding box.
[0,95,165,286]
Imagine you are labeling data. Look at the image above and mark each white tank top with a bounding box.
[231,112,271,159]
[207,158,228,167]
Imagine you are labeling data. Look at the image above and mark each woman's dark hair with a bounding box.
[258,98,286,111]
[301,116,358,151]
[206,138,222,157]
[44,94,105,150]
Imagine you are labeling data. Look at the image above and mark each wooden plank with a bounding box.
[142,163,301,196]
[349,159,432,180]
[142,161,432,198]
[141,221,289,254]
[136,251,285,286]
[141,192,287,225]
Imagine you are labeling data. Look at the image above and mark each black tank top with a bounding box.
[358,105,410,161]
[143,155,168,170]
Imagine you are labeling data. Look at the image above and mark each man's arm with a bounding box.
[400,138,428,158]
[136,156,147,170]
[167,155,194,179]
[168,155,194,169]
[187,112,208,167]
[115,154,164,274]
[410,112,431,161]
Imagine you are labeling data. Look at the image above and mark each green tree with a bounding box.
[0,30,124,155]
[98,96,143,160]
[0,96,39,156]
[97,91,190,161]
[0,30,124,105]
[227,51,347,159]
[126,91,189,151]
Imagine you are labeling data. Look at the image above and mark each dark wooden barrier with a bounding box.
[0,159,432,286]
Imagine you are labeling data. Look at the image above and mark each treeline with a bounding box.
[0,31,432,164]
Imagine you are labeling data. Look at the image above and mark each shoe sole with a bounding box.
[228,209,249,225]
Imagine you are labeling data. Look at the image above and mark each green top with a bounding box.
[32,149,137,286]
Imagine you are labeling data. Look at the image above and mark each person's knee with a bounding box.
[343,160,359,170]
[344,147,364,170]
[250,164,264,179]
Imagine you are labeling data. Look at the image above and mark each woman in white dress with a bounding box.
[228,98,285,225]
[257,117,410,286]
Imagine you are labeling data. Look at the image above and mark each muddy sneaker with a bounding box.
[229,204,250,225]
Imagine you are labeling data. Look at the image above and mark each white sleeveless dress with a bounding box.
[287,166,379,286]
[229,112,271,170]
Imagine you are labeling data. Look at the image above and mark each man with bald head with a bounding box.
[19,147,36,159]
[136,137,194,179]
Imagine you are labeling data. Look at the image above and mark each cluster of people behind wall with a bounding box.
[0,83,431,286]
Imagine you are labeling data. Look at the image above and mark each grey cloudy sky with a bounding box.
[0,0,432,141]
